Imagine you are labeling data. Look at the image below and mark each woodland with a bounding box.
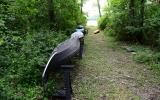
[0,0,86,99]
[99,0,160,74]
[0,0,160,99]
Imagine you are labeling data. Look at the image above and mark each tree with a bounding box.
[48,0,54,29]
[0,0,86,99]
[81,0,83,13]
[97,0,102,17]
[129,0,135,25]
[140,0,146,27]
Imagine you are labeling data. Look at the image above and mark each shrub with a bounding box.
[0,30,67,99]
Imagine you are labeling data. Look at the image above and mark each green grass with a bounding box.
[73,27,160,100]
[73,27,141,99]
[104,30,160,75]
[131,45,160,74]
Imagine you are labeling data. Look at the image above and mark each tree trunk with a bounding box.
[152,0,160,4]
[129,0,135,25]
[81,0,83,14]
[97,0,102,17]
[48,0,54,29]
[140,0,145,27]
[138,0,146,43]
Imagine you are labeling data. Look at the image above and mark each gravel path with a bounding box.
[72,27,160,100]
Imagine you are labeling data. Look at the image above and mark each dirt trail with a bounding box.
[72,27,160,100]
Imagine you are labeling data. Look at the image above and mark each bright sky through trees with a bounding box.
[83,0,107,17]
[83,0,107,25]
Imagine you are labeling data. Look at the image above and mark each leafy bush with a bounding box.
[99,0,160,47]
[143,4,160,46]
[99,0,160,74]
[134,49,154,63]
[0,0,86,99]
[98,15,108,30]
[0,30,67,99]
[133,46,160,73]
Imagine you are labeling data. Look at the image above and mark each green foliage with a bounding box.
[143,4,160,46]
[99,0,160,46]
[133,48,154,63]
[99,0,160,74]
[98,0,129,40]
[0,0,86,99]
[133,46,160,73]
[0,30,67,99]
[53,0,86,31]
[98,15,108,30]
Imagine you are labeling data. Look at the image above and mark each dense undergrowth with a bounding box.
[99,0,160,74]
[132,46,160,74]
[0,0,86,99]
[0,31,66,99]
